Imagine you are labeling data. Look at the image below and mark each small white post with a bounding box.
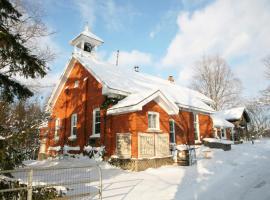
[27,169,33,200]
[98,166,102,200]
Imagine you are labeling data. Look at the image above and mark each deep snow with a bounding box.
[18,139,270,200]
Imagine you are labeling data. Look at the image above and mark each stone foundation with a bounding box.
[109,156,174,171]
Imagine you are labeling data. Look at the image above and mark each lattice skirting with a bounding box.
[109,156,174,171]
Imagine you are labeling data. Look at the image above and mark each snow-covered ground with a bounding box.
[17,139,270,200]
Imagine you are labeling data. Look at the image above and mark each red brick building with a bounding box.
[39,27,216,161]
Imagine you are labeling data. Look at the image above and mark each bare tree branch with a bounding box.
[190,55,243,110]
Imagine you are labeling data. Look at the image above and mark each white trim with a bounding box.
[54,118,60,138]
[46,57,75,111]
[92,108,101,136]
[147,111,160,131]
[214,128,218,138]
[74,80,79,88]
[169,119,176,143]
[68,135,77,141]
[90,133,100,138]
[70,113,77,138]
[107,90,179,115]
[193,112,200,142]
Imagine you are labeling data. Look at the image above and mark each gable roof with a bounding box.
[211,114,234,128]
[107,90,179,115]
[215,107,250,122]
[47,54,215,114]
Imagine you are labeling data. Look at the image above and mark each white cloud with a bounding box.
[161,0,270,97]
[75,0,138,31]
[108,50,153,68]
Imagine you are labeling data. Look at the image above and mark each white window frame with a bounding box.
[169,119,176,144]
[221,128,227,139]
[193,113,200,142]
[147,111,160,131]
[214,128,218,138]
[92,108,101,137]
[74,80,79,88]
[69,113,77,140]
[54,118,60,140]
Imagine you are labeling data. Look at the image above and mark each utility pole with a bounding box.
[116,50,119,66]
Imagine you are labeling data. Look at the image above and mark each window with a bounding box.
[221,128,226,139]
[74,80,79,88]
[193,113,200,141]
[54,118,60,138]
[148,112,160,130]
[92,108,101,136]
[71,113,77,136]
[169,119,175,143]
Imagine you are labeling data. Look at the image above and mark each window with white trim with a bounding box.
[71,113,77,136]
[193,113,200,141]
[74,80,79,88]
[148,112,160,130]
[54,118,60,138]
[92,108,101,136]
[169,119,175,143]
[221,128,226,139]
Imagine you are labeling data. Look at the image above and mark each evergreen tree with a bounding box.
[0,0,48,102]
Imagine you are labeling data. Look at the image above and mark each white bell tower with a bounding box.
[70,25,104,56]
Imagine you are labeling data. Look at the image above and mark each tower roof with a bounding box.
[70,26,104,47]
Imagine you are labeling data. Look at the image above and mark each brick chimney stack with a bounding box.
[168,75,174,83]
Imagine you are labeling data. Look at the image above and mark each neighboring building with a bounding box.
[39,27,216,165]
[215,107,250,140]
[211,114,234,140]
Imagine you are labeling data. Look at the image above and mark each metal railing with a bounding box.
[0,164,102,200]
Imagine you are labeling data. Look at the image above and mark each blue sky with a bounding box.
[35,0,270,99]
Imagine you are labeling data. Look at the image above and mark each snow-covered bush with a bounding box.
[83,146,105,161]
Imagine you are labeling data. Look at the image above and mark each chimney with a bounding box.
[168,75,174,83]
[134,66,139,72]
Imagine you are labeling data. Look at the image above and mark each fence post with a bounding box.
[98,165,102,200]
[27,169,33,200]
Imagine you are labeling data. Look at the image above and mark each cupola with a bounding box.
[70,25,104,55]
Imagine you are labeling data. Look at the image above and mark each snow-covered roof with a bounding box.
[75,54,215,113]
[215,107,248,121]
[47,53,215,114]
[107,90,179,115]
[70,27,104,46]
[211,114,234,128]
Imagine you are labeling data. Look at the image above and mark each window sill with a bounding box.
[68,135,77,141]
[90,134,100,138]
[147,129,162,133]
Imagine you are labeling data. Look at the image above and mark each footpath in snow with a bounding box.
[20,139,270,200]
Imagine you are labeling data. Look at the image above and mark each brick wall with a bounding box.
[48,62,104,154]
[45,61,214,157]
[198,114,213,139]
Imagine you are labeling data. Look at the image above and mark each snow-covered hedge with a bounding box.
[83,146,105,161]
